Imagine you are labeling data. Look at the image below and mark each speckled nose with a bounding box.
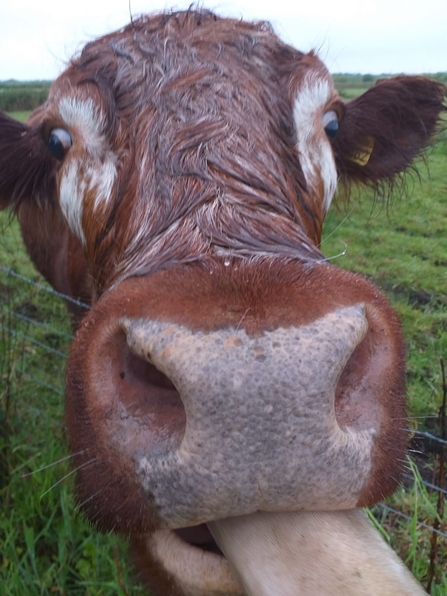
[121,304,372,528]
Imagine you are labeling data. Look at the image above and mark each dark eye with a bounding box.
[48,128,72,160]
[322,111,339,139]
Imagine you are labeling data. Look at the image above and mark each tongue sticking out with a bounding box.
[208,509,427,596]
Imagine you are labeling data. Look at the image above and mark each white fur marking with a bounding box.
[88,158,118,211]
[59,97,105,147]
[293,76,338,212]
[60,161,86,245]
[57,97,117,234]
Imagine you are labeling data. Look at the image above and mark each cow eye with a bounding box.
[48,128,72,160]
[322,111,339,139]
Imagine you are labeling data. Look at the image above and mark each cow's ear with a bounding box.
[0,111,57,210]
[332,76,446,192]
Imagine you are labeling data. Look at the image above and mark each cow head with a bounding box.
[0,10,445,596]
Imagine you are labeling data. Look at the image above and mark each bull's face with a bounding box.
[0,9,445,596]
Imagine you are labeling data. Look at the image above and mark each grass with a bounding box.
[0,112,144,594]
[0,222,142,595]
[322,148,447,418]
[372,460,447,596]
[0,81,51,113]
[5,111,32,122]
[321,128,447,592]
[1,88,447,593]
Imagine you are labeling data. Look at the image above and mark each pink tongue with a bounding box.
[208,509,427,596]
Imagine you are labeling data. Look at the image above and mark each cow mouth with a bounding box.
[174,524,223,556]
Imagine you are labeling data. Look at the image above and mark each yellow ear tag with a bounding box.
[350,136,374,166]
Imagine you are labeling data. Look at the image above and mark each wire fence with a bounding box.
[1,262,446,586]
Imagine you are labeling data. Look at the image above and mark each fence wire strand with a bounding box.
[377,504,447,540]
[3,307,74,340]
[2,325,68,358]
[0,265,89,309]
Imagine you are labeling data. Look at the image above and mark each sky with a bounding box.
[0,0,446,80]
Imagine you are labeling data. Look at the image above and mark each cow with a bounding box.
[0,9,445,596]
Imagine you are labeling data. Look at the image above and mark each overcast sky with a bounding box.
[1,0,446,80]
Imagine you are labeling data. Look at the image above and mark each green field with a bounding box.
[1,81,446,594]
[0,81,51,113]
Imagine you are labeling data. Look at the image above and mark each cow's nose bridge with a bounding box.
[121,304,373,528]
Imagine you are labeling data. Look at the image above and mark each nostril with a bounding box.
[100,327,186,441]
[334,322,381,433]
[121,337,176,392]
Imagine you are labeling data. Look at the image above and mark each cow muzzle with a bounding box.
[122,304,372,527]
